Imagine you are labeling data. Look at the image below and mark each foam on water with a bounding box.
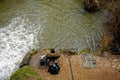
[0,17,42,80]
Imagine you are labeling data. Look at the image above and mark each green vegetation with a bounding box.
[80,48,92,54]
[43,48,52,51]
[31,49,39,54]
[29,49,39,59]
[10,66,42,80]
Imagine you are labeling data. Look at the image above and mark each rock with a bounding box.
[112,61,120,72]
[113,59,118,62]
[116,64,120,72]
[83,60,96,68]
[82,54,94,61]
[83,0,101,12]
[62,50,76,56]
[20,53,31,67]
[82,53,96,68]
[103,51,110,57]
[20,49,38,67]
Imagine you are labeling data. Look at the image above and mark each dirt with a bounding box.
[30,50,120,80]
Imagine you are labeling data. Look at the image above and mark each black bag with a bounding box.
[48,63,60,75]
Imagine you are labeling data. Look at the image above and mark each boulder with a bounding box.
[112,61,120,72]
[82,53,96,68]
[83,0,101,12]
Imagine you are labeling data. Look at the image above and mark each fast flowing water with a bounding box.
[0,0,107,79]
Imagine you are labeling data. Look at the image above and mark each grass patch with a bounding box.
[10,66,42,80]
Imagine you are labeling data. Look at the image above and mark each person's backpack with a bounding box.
[40,55,47,69]
[48,63,60,75]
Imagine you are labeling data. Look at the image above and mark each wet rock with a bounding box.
[20,53,31,67]
[20,49,38,67]
[110,45,120,55]
[83,0,101,12]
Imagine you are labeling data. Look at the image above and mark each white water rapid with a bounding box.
[0,17,42,80]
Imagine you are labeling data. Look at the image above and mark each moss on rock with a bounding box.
[10,66,42,80]
[80,48,92,54]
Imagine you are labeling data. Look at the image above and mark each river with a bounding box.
[0,0,107,79]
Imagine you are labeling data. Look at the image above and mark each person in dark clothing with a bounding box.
[51,48,55,53]
[48,63,60,75]
[48,59,60,75]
